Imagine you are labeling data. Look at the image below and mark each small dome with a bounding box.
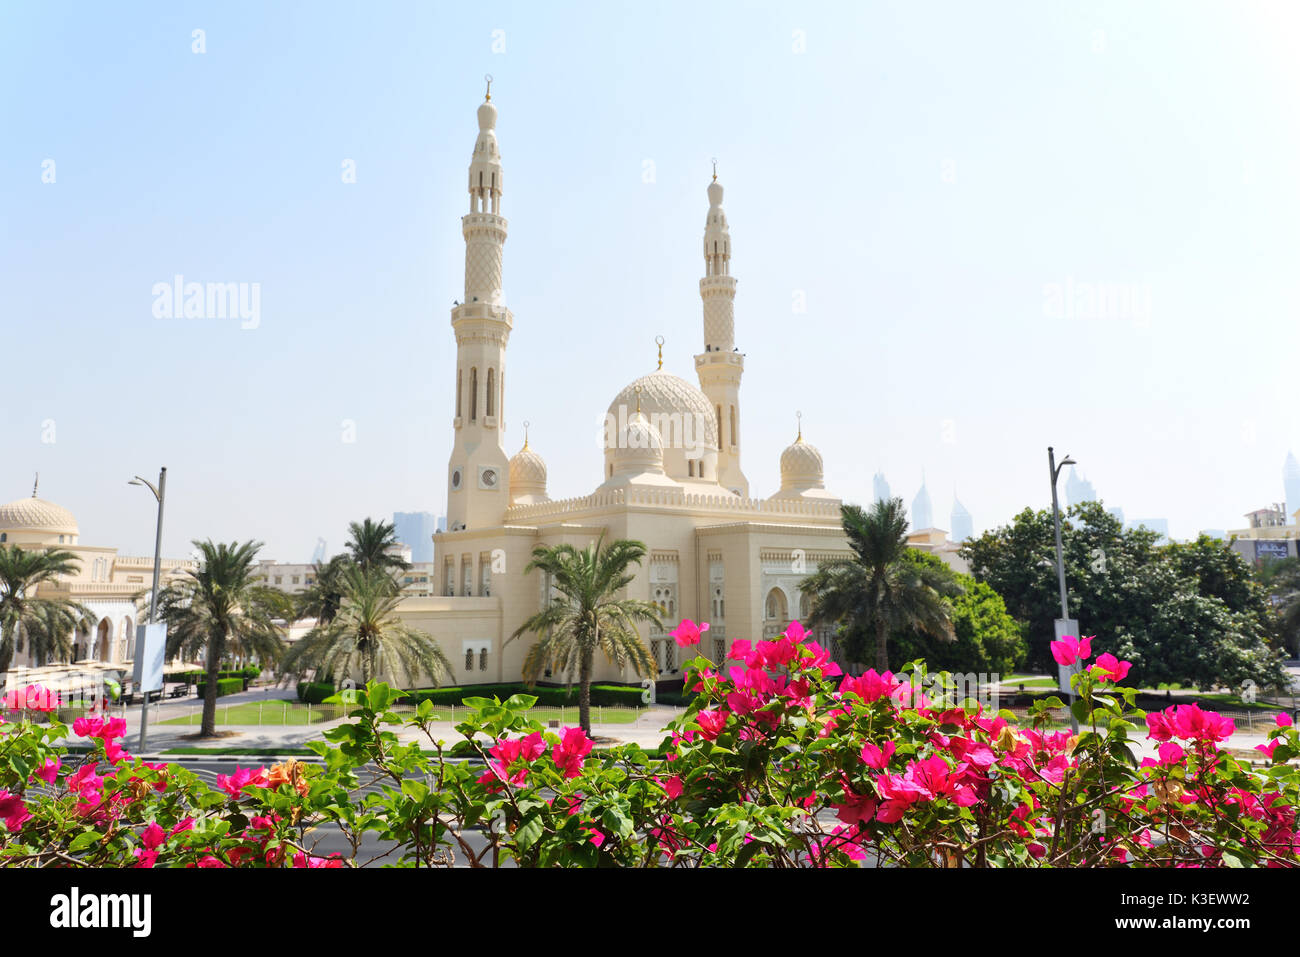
[0,496,78,536]
[616,412,665,461]
[708,179,723,207]
[508,437,549,506]
[780,436,824,489]
[477,99,498,131]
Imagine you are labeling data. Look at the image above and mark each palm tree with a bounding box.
[153,540,291,737]
[508,536,662,734]
[279,563,452,688]
[1261,558,1300,657]
[294,552,352,626]
[800,498,962,672]
[23,599,94,667]
[0,545,87,675]
[346,518,410,575]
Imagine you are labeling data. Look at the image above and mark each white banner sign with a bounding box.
[133,623,167,693]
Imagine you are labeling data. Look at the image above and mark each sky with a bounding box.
[2,0,1299,562]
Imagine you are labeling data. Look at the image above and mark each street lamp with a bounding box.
[128,468,166,751]
[1048,448,1079,732]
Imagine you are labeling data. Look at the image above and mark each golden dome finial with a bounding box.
[655,335,664,371]
[634,385,643,416]
[796,411,803,442]
[712,157,718,182]
[522,420,530,451]
[484,73,493,101]
[32,472,39,498]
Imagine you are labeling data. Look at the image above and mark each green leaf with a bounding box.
[69,830,103,852]
[503,693,538,711]
[515,813,544,849]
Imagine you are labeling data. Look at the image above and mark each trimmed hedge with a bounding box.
[295,681,646,708]
[195,677,244,699]
[297,681,337,705]
[167,666,259,688]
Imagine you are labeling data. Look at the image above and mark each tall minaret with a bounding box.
[446,80,512,531]
[694,164,749,496]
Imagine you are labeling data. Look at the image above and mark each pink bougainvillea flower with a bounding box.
[478,731,547,788]
[195,856,228,868]
[292,852,344,868]
[216,766,270,801]
[66,764,103,799]
[800,640,842,677]
[859,740,896,770]
[553,726,594,779]
[727,639,752,662]
[32,757,60,785]
[670,618,709,647]
[695,709,727,740]
[133,849,158,868]
[1088,652,1131,683]
[1256,739,1282,760]
[169,817,195,836]
[104,739,132,765]
[1050,635,1093,666]
[141,821,166,851]
[663,775,684,799]
[1157,741,1186,766]
[0,790,31,832]
[839,669,902,705]
[1157,703,1235,744]
[1277,712,1294,728]
[1146,709,1174,741]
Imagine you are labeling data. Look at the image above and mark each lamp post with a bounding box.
[128,468,166,751]
[1048,448,1079,732]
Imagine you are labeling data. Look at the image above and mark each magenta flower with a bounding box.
[216,766,269,800]
[1278,712,1294,728]
[859,741,896,770]
[670,619,709,647]
[553,727,594,779]
[1088,652,1131,683]
[1050,635,1092,666]
[0,790,30,832]
[32,757,60,785]
[663,775,684,799]
[1157,742,1186,766]
[696,709,727,740]
[133,849,158,868]
[141,822,166,851]
[839,669,902,704]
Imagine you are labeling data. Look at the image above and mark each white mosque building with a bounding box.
[397,89,855,687]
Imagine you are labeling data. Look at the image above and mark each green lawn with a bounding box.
[159,700,646,728]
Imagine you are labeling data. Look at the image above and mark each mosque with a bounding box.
[397,88,856,687]
[0,482,194,670]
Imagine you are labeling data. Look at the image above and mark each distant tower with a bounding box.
[873,471,891,505]
[446,80,512,532]
[1284,451,1300,523]
[310,538,327,564]
[694,162,748,496]
[393,511,438,563]
[950,493,973,543]
[912,475,933,531]
[1107,505,1125,527]
[1065,466,1096,509]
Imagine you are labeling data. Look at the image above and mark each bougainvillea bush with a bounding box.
[1,622,1298,867]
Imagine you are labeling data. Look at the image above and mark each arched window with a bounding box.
[456,369,463,418]
[486,368,495,417]
[729,406,737,447]
[688,461,695,477]
[465,649,474,672]
[469,368,478,420]
[765,588,788,622]
[479,648,489,671]
[715,406,722,446]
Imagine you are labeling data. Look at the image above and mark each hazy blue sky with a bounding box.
[3,1,1299,562]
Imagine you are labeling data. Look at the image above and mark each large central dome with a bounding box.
[0,496,79,538]
[605,370,719,450]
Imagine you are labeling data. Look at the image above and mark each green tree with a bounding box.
[800,499,960,672]
[280,563,452,688]
[294,553,352,627]
[888,552,1027,675]
[0,545,90,674]
[961,502,1287,689]
[1258,557,1300,658]
[153,540,292,737]
[346,518,410,575]
[508,536,661,734]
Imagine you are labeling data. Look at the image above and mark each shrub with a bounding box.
[195,677,244,699]
[297,681,336,704]
[394,682,644,708]
[4,623,1299,868]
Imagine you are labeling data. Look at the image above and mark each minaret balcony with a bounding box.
[695,351,745,369]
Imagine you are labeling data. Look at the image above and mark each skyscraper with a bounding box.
[393,511,439,563]
[1284,452,1300,523]
[912,476,933,531]
[1065,466,1096,509]
[873,471,891,505]
[950,494,973,543]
